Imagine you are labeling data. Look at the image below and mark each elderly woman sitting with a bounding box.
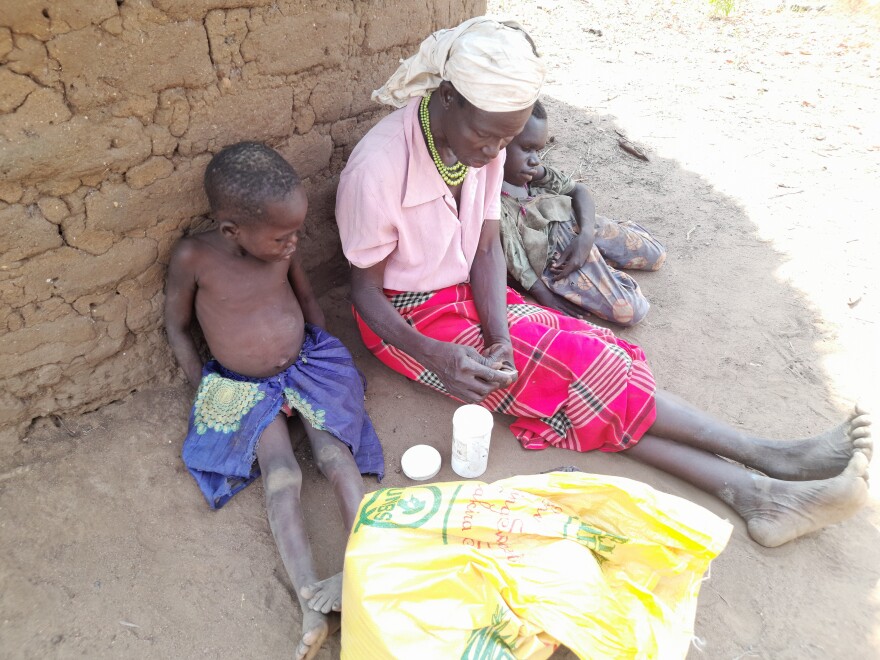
[335,17,871,548]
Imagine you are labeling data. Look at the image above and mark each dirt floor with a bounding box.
[2,0,879,658]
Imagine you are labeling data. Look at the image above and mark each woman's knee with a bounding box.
[610,296,650,327]
[648,244,667,271]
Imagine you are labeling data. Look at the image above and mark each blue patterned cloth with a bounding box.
[182,324,385,509]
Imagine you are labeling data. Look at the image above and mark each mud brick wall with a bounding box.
[0,0,485,445]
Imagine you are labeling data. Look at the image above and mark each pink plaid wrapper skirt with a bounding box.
[354,284,656,453]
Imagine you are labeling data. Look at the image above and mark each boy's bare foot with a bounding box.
[295,609,339,660]
[751,406,872,480]
[301,572,343,613]
[737,452,869,548]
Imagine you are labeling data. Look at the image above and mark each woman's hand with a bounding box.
[482,341,517,376]
[423,341,517,403]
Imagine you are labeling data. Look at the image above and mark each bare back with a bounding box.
[174,230,306,378]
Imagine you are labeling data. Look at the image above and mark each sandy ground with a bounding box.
[2,1,880,658]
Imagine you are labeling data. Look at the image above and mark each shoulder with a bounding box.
[342,108,409,179]
[169,231,217,273]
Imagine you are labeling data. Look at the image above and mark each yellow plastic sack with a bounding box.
[341,472,732,659]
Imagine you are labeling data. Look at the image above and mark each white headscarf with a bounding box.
[372,16,545,113]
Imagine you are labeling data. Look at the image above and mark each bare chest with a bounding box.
[196,258,292,307]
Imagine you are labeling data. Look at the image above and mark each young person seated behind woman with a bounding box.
[337,17,872,550]
[164,142,384,660]
[500,100,665,326]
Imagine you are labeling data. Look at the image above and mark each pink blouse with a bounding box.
[335,97,504,292]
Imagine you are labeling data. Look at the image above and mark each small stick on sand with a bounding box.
[769,189,804,199]
[617,138,650,161]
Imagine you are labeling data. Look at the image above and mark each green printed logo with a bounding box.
[563,516,629,555]
[461,605,517,659]
[353,486,442,532]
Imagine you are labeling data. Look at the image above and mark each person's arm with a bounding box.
[350,259,513,403]
[469,218,518,379]
[288,253,325,328]
[548,181,597,281]
[164,241,204,386]
[526,279,588,319]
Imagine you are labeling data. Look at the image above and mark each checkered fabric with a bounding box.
[389,291,435,310]
[354,284,656,452]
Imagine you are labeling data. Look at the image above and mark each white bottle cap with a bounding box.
[452,404,493,437]
[401,444,442,481]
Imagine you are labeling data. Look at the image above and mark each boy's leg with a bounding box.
[647,389,872,480]
[298,421,366,614]
[623,434,869,547]
[593,215,667,271]
[256,415,337,660]
[546,219,650,326]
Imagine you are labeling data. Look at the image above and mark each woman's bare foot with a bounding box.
[295,608,339,660]
[301,572,343,613]
[734,452,869,548]
[749,406,872,480]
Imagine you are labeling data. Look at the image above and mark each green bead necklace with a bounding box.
[419,93,469,186]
